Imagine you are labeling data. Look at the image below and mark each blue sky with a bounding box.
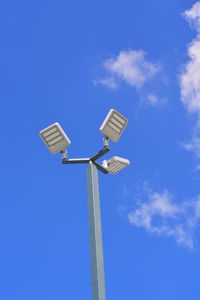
[1,0,200,299]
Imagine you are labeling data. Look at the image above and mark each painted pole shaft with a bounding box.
[86,161,106,300]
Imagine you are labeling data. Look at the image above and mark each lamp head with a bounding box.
[103,156,130,174]
[100,109,128,142]
[40,122,71,154]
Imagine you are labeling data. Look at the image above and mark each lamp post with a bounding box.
[40,109,130,300]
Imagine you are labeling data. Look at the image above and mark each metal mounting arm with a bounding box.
[62,158,90,164]
[93,161,109,174]
[62,145,110,174]
[90,145,110,162]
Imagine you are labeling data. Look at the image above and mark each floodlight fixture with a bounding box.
[100,109,128,142]
[103,156,130,174]
[40,122,71,154]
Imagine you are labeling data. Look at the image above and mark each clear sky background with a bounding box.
[1,0,200,299]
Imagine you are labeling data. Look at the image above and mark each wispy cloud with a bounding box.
[180,1,200,114]
[180,1,200,158]
[93,76,118,90]
[118,3,200,250]
[127,188,200,249]
[94,49,166,106]
[146,93,159,106]
[145,93,167,107]
[102,50,159,89]
[184,1,200,32]
[183,133,200,158]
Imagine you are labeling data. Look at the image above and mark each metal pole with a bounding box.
[87,161,106,300]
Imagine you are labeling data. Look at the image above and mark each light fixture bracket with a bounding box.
[62,145,110,174]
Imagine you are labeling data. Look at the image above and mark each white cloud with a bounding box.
[183,133,200,158]
[94,49,167,106]
[93,76,118,89]
[102,50,160,89]
[184,1,200,31]
[180,40,200,113]
[180,1,200,114]
[128,189,200,249]
[146,93,159,106]
[179,2,200,159]
[145,93,167,106]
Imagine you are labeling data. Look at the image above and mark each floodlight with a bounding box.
[40,122,71,154]
[103,156,130,174]
[100,109,128,142]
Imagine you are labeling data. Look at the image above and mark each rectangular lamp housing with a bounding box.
[100,109,128,142]
[40,122,71,154]
[107,156,130,174]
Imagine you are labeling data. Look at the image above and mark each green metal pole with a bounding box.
[87,161,106,300]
